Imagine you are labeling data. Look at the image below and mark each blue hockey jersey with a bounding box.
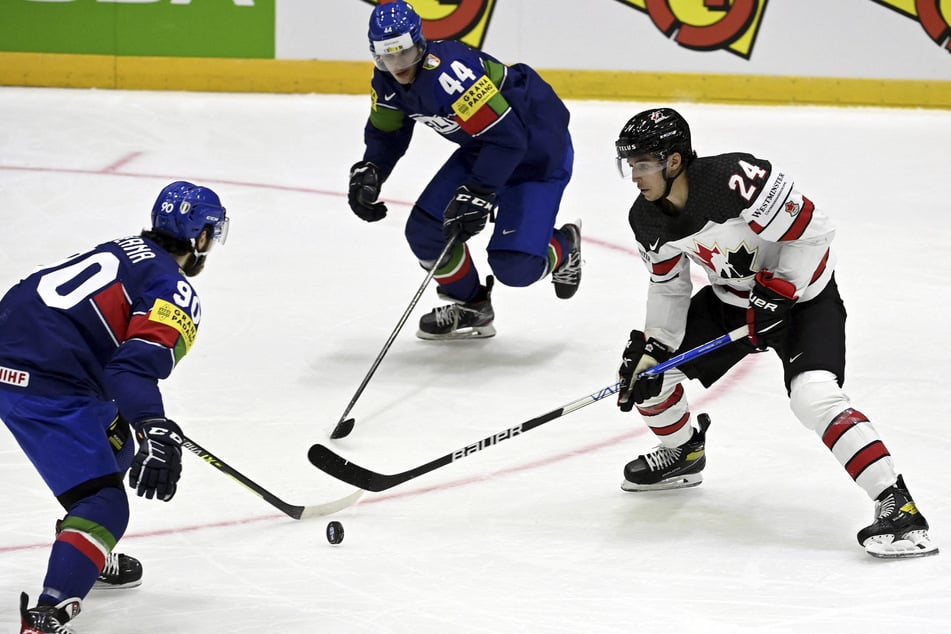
[363,39,571,191]
[0,236,201,424]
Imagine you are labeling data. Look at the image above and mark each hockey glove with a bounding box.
[443,185,497,242]
[617,330,673,411]
[129,418,183,502]
[348,161,387,222]
[746,270,798,350]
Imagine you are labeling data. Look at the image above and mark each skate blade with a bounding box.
[620,473,703,492]
[416,324,497,341]
[92,578,142,590]
[864,531,940,559]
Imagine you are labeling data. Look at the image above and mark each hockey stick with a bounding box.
[182,435,363,519]
[330,233,459,440]
[309,325,749,491]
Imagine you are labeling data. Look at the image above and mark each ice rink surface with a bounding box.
[1,86,950,632]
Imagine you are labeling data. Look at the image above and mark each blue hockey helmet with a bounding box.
[368,1,427,73]
[151,181,229,245]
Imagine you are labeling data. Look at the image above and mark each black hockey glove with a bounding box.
[746,270,797,350]
[129,418,183,502]
[443,184,497,242]
[617,330,673,412]
[348,161,387,222]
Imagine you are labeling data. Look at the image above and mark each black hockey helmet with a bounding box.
[616,108,696,163]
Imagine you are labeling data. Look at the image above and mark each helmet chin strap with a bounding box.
[660,157,684,200]
[182,252,206,277]
[181,228,211,277]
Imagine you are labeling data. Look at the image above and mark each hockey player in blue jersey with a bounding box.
[1,181,230,633]
[348,0,582,340]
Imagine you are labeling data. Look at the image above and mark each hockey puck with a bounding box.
[330,418,355,439]
[326,521,344,545]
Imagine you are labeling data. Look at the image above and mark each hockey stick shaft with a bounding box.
[182,435,362,519]
[308,324,749,492]
[331,234,458,437]
[638,324,749,376]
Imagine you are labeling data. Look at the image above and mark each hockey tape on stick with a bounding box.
[308,325,749,492]
[182,435,362,519]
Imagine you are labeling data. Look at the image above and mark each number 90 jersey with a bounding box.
[0,235,201,423]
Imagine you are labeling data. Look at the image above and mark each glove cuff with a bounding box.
[461,182,495,196]
[753,270,798,300]
[644,337,673,363]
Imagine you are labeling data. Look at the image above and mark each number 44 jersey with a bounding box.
[363,39,571,191]
[0,235,201,423]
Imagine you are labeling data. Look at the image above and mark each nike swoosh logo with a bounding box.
[649,238,660,251]
[502,229,516,235]
[789,352,804,363]
[384,92,396,101]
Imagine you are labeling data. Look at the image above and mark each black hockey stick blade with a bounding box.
[330,417,355,439]
[308,381,620,492]
[309,326,752,492]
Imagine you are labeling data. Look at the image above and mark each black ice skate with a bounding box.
[551,220,582,299]
[856,475,938,559]
[19,592,81,634]
[621,414,710,492]
[93,551,143,589]
[417,276,496,340]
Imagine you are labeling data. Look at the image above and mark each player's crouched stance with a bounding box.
[0,182,230,633]
[348,1,582,340]
[612,108,936,560]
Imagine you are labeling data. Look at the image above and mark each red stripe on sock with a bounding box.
[845,441,891,480]
[636,384,685,417]
[648,413,690,437]
[57,531,107,571]
[822,408,868,450]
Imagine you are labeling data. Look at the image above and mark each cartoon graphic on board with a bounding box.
[872,0,951,52]
[613,0,769,59]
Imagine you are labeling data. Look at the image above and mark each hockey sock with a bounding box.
[822,408,897,499]
[546,230,571,275]
[41,485,129,603]
[636,383,693,446]
[433,243,481,302]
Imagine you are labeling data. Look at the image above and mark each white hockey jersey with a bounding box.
[628,152,836,349]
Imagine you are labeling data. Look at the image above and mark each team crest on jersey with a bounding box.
[691,240,756,280]
[784,200,801,216]
[423,54,441,70]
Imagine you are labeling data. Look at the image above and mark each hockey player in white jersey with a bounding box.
[613,107,936,559]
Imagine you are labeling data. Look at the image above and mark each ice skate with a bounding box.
[93,551,143,589]
[417,276,496,340]
[552,220,582,299]
[19,592,81,634]
[621,414,710,492]
[857,475,938,559]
